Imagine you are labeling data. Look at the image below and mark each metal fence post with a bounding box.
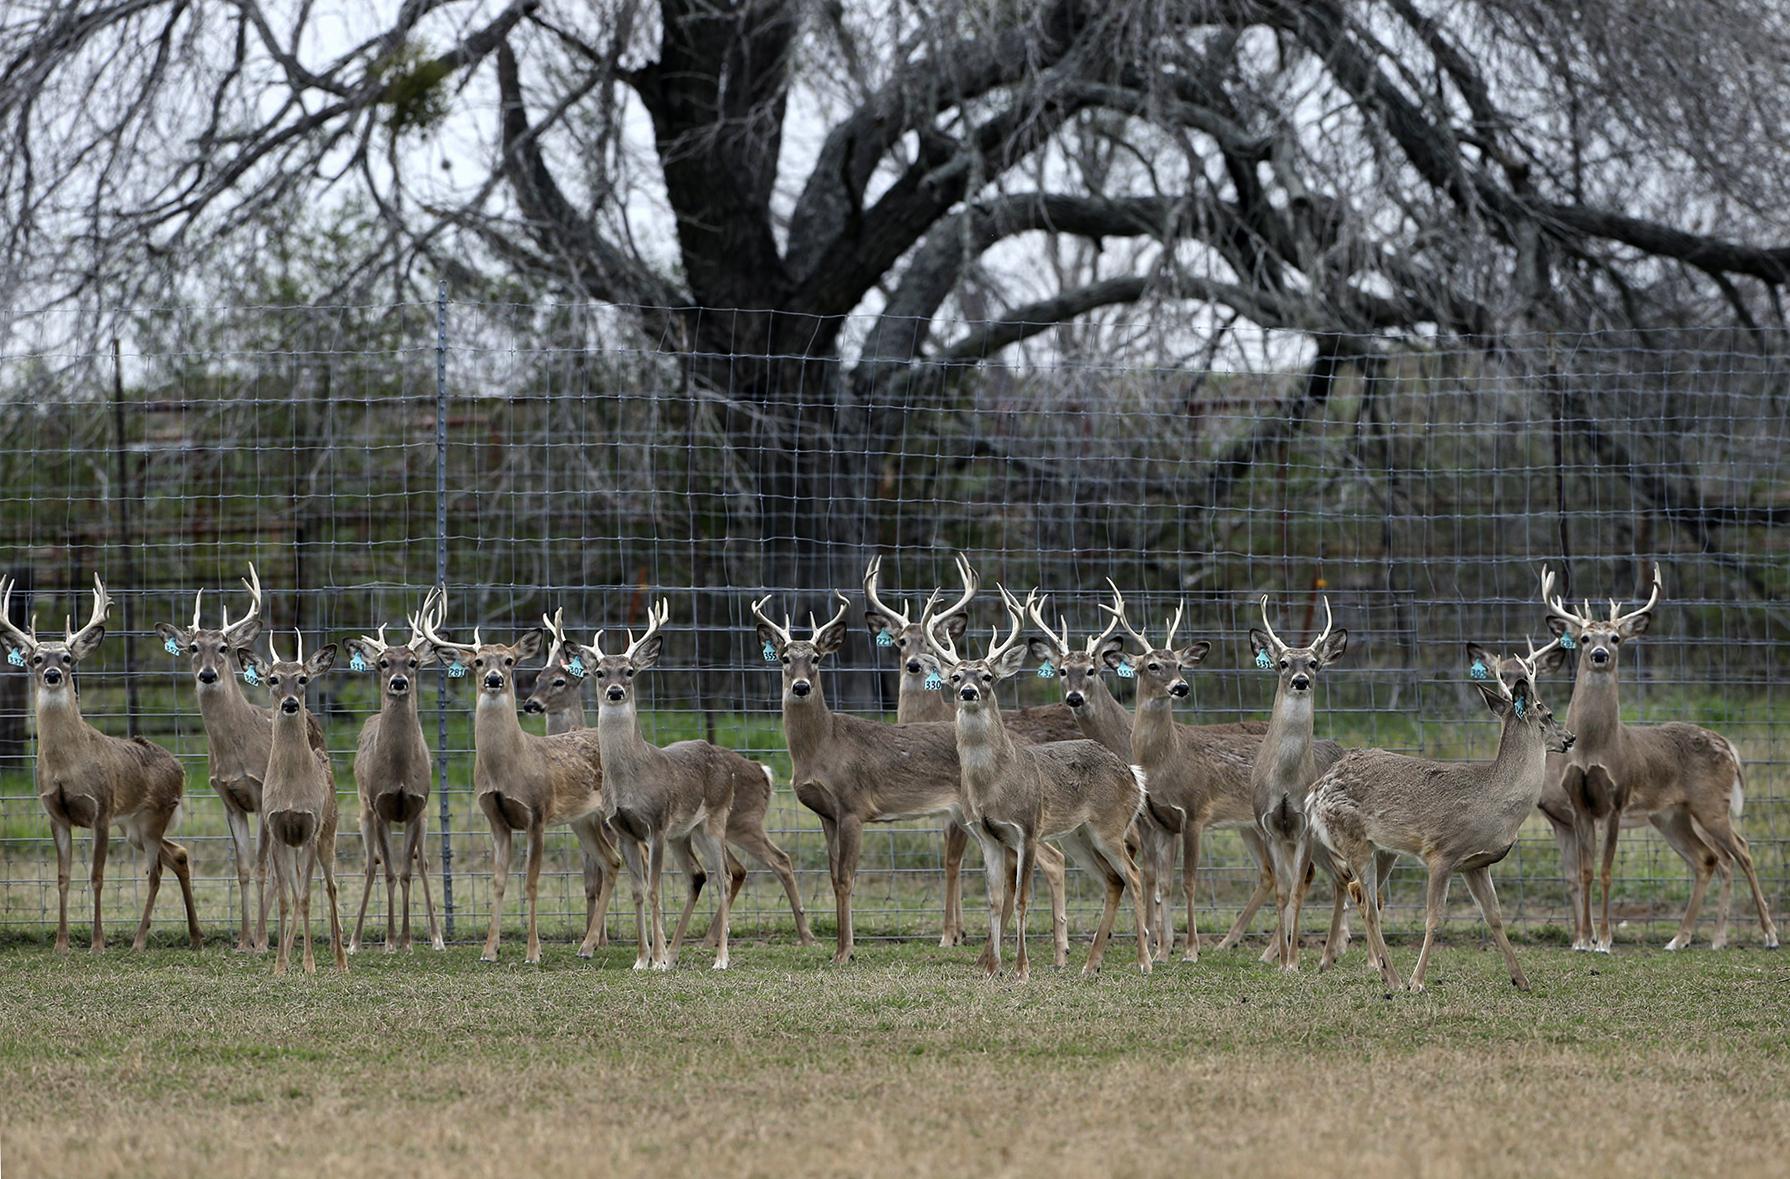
[435,281,454,940]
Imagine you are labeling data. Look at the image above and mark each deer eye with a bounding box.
[30,654,42,665]
[780,655,791,665]
[474,657,485,667]
[379,659,390,669]
[949,672,962,683]
[1147,662,1161,672]
[624,667,635,678]
[1609,636,1622,645]
[297,675,308,686]
[552,678,566,688]
[504,656,515,666]
[1279,659,1289,670]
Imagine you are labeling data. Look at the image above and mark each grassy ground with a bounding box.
[1,936,1786,1178]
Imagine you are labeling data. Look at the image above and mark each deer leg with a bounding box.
[647,833,672,970]
[667,837,707,958]
[49,817,73,955]
[376,816,399,954]
[132,823,167,953]
[1654,808,1716,951]
[1264,838,1297,967]
[270,843,291,977]
[703,848,745,949]
[1569,805,1596,951]
[1099,825,1151,976]
[1283,838,1319,974]
[254,812,272,952]
[481,817,513,963]
[321,826,347,973]
[89,805,111,953]
[571,816,623,958]
[1462,866,1527,991]
[699,813,734,970]
[973,828,1008,977]
[162,837,202,950]
[1033,839,1068,969]
[1363,849,1398,971]
[941,821,967,948]
[1318,869,1351,973]
[1181,822,1203,963]
[1407,860,1452,992]
[222,795,256,952]
[832,816,864,967]
[1691,805,1778,949]
[412,818,444,951]
[1592,787,1622,953]
[1007,830,1035,983]
[398,816,423,951]
[523,820,546,966]
[730,824,813,947]
[1544,807,1580,946]
[618,834,650,970]
[299,840,318,976]
[1218,829,1275,951]
[1355,855,1401,991]
[349,808,379,955]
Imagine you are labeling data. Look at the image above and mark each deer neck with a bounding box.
[782,676,835,761]
[1565,672,1623,751]
[267,706,321,784]
[895,673,949,723]
[1076,678,1132,753]
[1260,688,1318,783]
[33,685,99,769]
[195,672,263,728]
[1130,693,1182,767]
[1490,714,1548,805]
[955,699,1019,800]
[379,684,423,729]
[546,695,586,735]
[473,686,532,770]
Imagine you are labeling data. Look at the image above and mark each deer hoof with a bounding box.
[1663,936,1688,952]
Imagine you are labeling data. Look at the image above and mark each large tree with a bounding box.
[4,0,1789,595]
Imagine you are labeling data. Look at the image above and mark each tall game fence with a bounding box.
[1,295,1786,946]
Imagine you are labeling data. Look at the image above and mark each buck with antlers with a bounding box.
[420,590,620,963]
[155,564,325,952]
[1538,565,1776,951]
[921,585,1151,979]
[1246,596,1355,971]
[1308,638,1574,992]
[3,573,202,953]
[560,601,812,970]
[239,631,347,975]
[519,607,622,950]
[863,554,1080,947]
[343,596,447,954]
[753,589,1068,968]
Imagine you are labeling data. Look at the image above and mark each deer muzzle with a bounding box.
[790,679,812,698]
[279,696,301,715]
[522,697,544,714]
[1065,690,1085,708]
[1168,680,1189,699]
[604,684,626,703]
[197,667,218,685]
[1290,674,1311,692]
[1589,646,1611,666]
[905,658,924,674]
[959,684,980,702]
[42,667,63,687]
[388,675,410,694]
[482,672,504,691]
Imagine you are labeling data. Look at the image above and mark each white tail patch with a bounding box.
[1720,738,1744,821]
[759,762,776,792]
[1130,765,1149,817]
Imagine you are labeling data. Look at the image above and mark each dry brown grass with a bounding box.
[2,937,1787,1178]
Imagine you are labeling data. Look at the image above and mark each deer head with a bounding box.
[154,564,265,689]
[0,573,111,698]
[753,592,852,702]
[342,591,440,701]
[522,606,585,716]
[566,598,670,709]
[1100,581,1211,703]
[1248,594,1348,697]
[238,630,336,718]
[1538,563,1661,676]
[921,584,1032,711]
[863,555,970,680]
[1466,636,1574,752]
[417,587,544,699]
[1025,584,1126,713]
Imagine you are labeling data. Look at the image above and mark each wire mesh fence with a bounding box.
[1,296,1785,948]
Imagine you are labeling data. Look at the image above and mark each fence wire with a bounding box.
[0,299,1785,947]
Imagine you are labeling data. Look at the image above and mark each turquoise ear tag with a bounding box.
[349,651,368,673]
[1254,649,1271,670]
[1116,659,1134,679]
[876,630,894,648]
[1037,659,1055,679]
[7,649,23,667]
[762,641,778,663]
[242,665,260,685]
[1514,696,1527,718]
[567,655,586,679]
[447,661,466,678]
[164,637,182,655]
[1470,659,1489,681]
[1560,633,1577,650]
[923,670,943,691]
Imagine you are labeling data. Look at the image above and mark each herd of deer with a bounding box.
[0,555,1775,989]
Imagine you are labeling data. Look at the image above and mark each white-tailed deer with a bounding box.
[1308,638,1575,992]
[1539,565,1776,951]
[864,555,1081,945]
[1246,596,1354,971]
[2,574,202,953]
[519,607,621,949]
[155,564,325,953]
[752,589,1068,968]
[922,586,1151,979]
[1098,586,1281,964]
[238,632,347,975]
[419,590,620,964]
[561,601,812,970]
[343,597,446,954]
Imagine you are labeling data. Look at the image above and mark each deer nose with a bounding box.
[791,680,811,698]
[522,698,543,714]
[1168,680,1189,698]
[605,685,626,702]
[280,697,300,715]
[42,667,63,686]
[1065,690,1085,708]
[389,675,409,693]
[959,685,979,701]
[1291,674,1311,692]
[197,667,218,684]
[483,672,504,690]
[905,659,924,674]
[1590,647,1610,665]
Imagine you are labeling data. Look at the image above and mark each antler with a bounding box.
[863,556,911,629]
[1160,599,1186,651]
[807,592,852,643]
[623,598,671,662]
[1310,596,1333,650]
[1610,563,1663,627]
[925,553,980,645]
[64,574,110,650]
[919,591,963,665]
[190,588,204,633]
[1257,595,1288,652]
[749,595,793,648]
[406,590,443,653]
[989,585,1032,663]
[223,562,263,643]
[268,628,305,665]
[355,623,391,651]
[0,575,38,655]
[417,587,478,657]
[542,606,568,664]
[1539,565,1592,630]
[1099,579,1151,651]
[1026,592,1070,657]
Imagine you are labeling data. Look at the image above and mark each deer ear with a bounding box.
[1177,641,1211,669]
[1317,628,1348,666]
[754,623,783,657]
[1025,637,1057,665]
[512,629,544,661]
[992,644,1030,680]
[236,647,270,681]
[1472,677,1509,717]
[1535,643,1569,674]
[68,626,106,660]
[632,634,663,671]
[342,637,377,666]
[813,619,847,657]
[1618,610,1653,639]
[1100,645,1130,671]
[306,643,336,676]
[944,614,968,642]
[411,644,438,668]
[1545,615,1570,640]
[863,612,888,638]
[154,622,191,655]
[227,616,262,647]
[1248,628,1274,663]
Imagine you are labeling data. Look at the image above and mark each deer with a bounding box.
[2,573,202,954]
[1246,596,1357,971]
[1307,638,1575,992]
[559,600,813,970]
[342,597,447,954]
[863,555,1080,946]
[239,631,347,975]
[1538,564,1777,951]
[155,564,325,953]
[418,590,622,964]
[921,585,1152,980]
[752,588,1069,969]
[519,607,622,950]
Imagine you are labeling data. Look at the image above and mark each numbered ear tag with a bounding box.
[875,630,894,648]
[1560,633,1577,650]
[447,661,467,678]
[1254,649,1271,670]
[7,648,23,667]
[1469,659,1489,681]
[1037,659,1055,679]
[1116,660,1134,679]
[762,641,778,663]
[923,670,943,691]
[349,651,368,673]
[164,637,183,656]
[567,656,586,679]
[241,665,260,686]
[1514,696,1527,718]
